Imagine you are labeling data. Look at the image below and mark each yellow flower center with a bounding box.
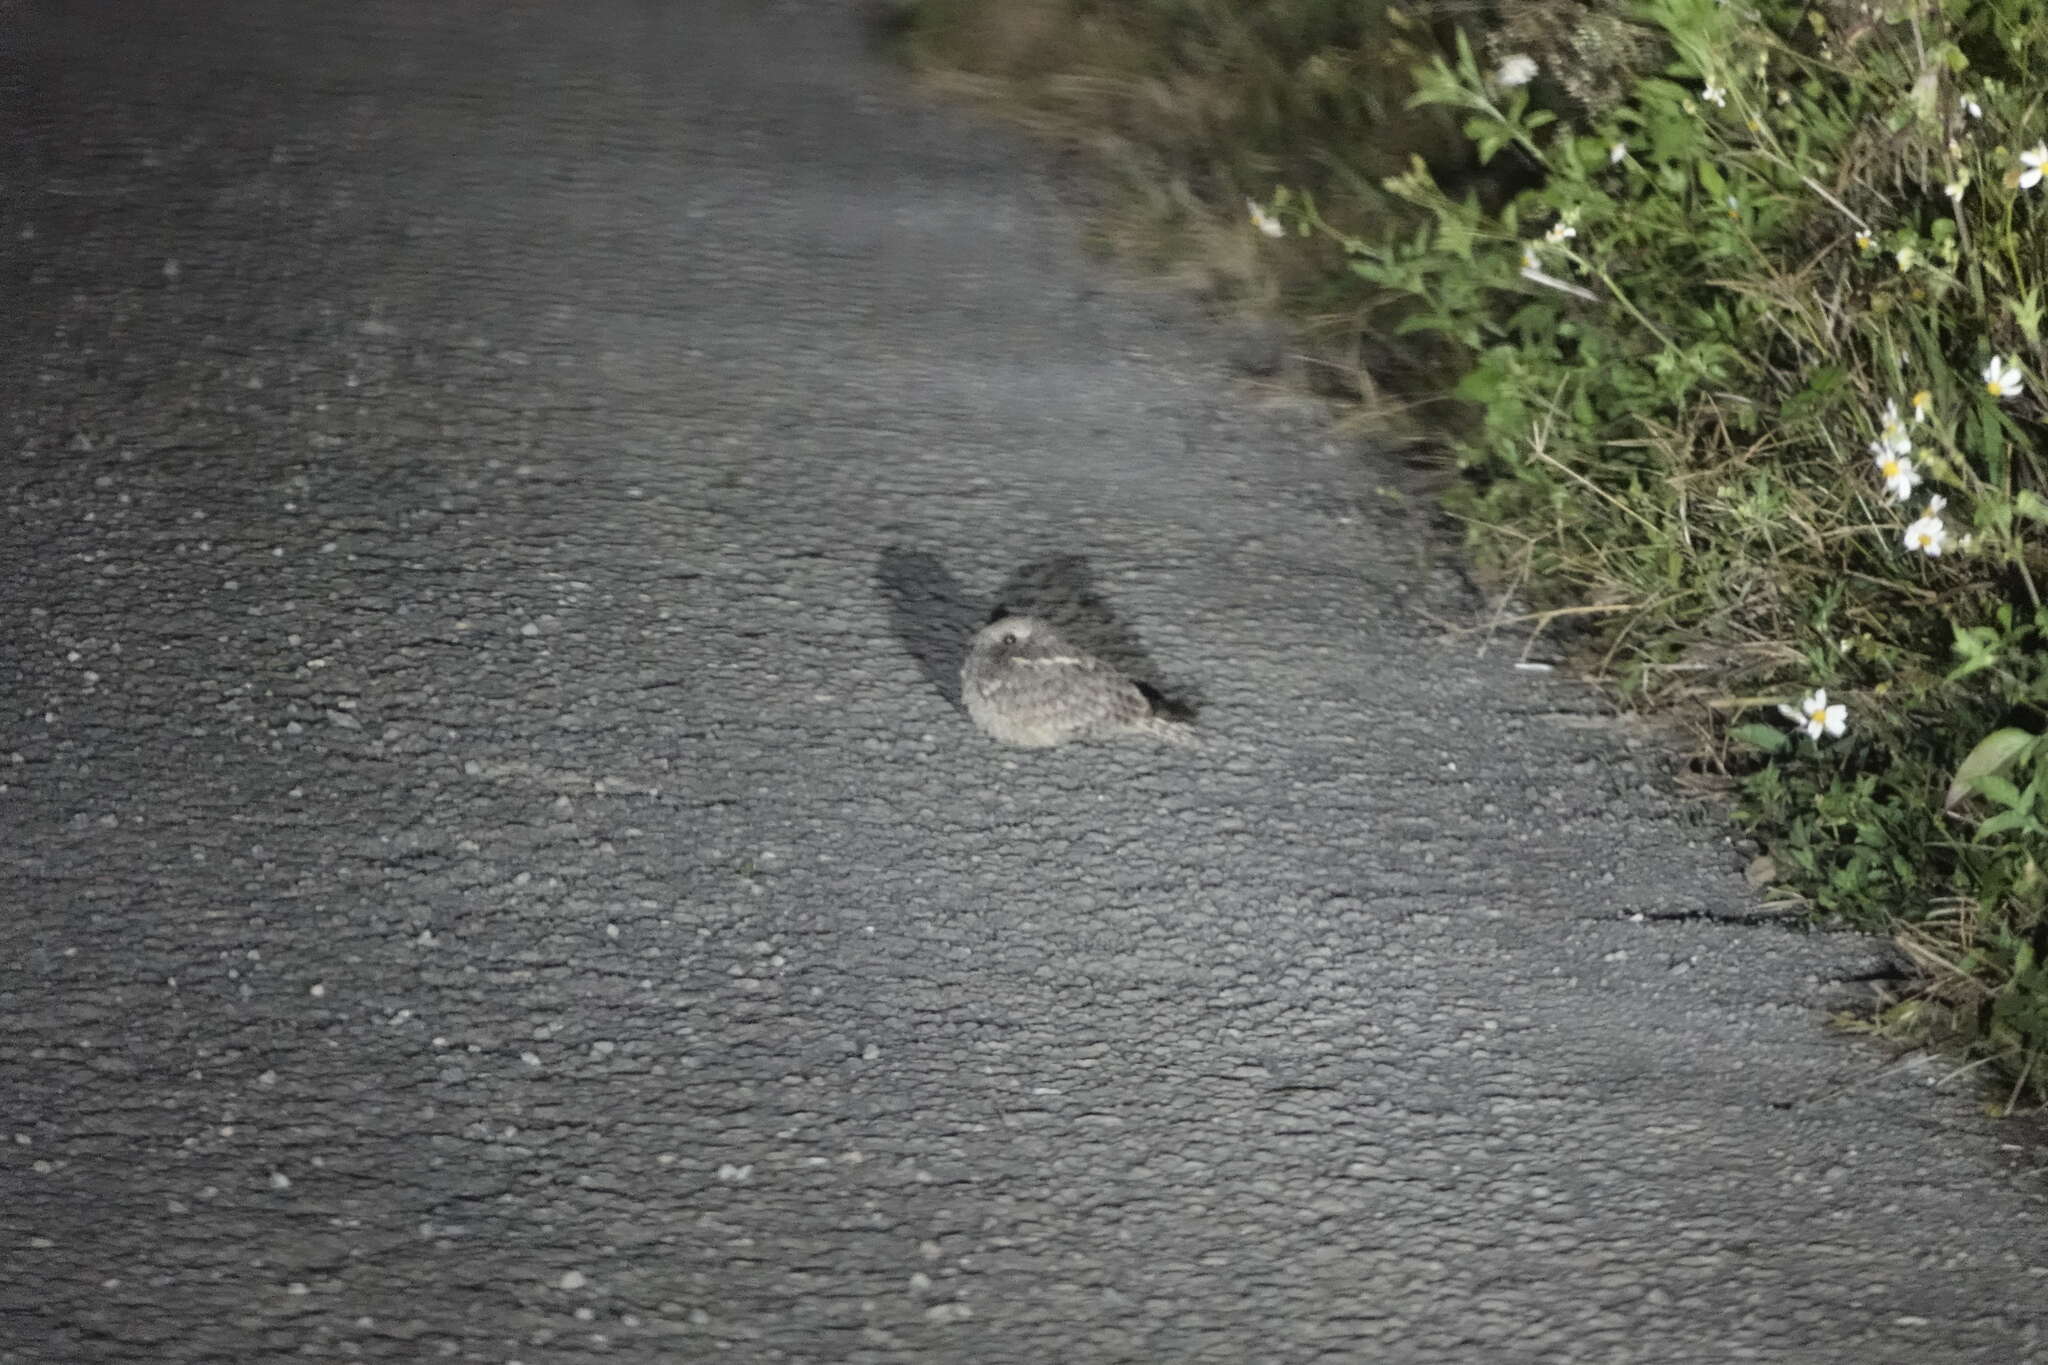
[1881,459,1901,477]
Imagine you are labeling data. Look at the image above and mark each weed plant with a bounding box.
[1291,0,2048,1107]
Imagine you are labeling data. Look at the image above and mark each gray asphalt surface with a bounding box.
[3,3,2045,1361]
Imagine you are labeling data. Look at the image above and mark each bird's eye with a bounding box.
[1000,632,1018,646]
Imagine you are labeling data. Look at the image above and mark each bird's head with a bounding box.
[973,614,1047,658]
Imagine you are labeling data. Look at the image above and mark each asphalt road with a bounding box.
[3,3,2045,1362]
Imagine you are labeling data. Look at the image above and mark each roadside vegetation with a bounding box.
[901,0,2048,1111]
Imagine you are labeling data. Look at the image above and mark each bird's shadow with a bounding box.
[874,547,1202,721]
[874,547,984,712]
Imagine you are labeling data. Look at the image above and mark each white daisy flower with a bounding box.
[1982,354,2024,399]
[1777,689,1847,741]
[2011,144,2048,190]
[1877,398,1907,445]
[1544,222,1576,245]
[1871,446,1919,502]
[1902,509,1949,556]
[1609,142,1627,165]
[1701,84,1728,108]
[1495,54,1538,88]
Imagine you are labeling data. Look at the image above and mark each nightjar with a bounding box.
[960,614,1197,748]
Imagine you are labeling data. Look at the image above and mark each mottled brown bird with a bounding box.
[960,615,1197,748]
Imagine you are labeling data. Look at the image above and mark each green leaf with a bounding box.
[1731,723,1789,753]
[1973,774,2027,811]
[1947,727,2038,810]
[1439,213,1475,262]
[1454,367,1500,403]
[1946,623,2003,683]
[1977,808,2042,840]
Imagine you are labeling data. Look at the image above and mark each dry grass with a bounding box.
[895,0,1488,429]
